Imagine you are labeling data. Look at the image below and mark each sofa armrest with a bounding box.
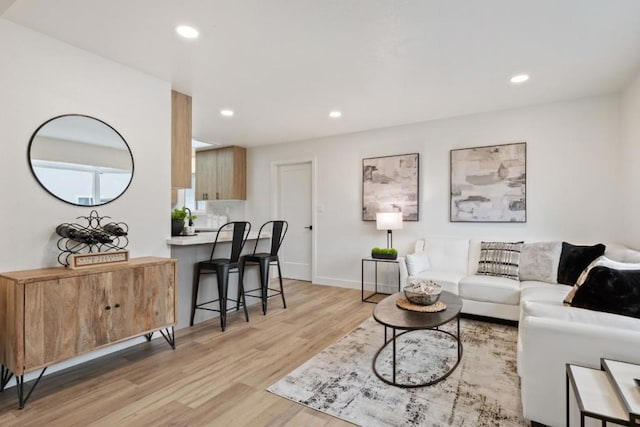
[519,315,640,426]
[398,256,408,287]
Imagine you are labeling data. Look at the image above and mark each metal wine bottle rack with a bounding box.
[56,210,129,267]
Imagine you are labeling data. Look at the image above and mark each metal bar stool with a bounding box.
[240,220,288,315]
[190,221,251,331]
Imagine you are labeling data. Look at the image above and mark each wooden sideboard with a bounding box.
[0,256,177,408]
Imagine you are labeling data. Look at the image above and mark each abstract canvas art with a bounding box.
[450,143,526,222]
[362,153,419,221]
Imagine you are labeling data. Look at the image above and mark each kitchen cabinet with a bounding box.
[0,257,176,408]
[171,90,192,189]
[195,145,246,200]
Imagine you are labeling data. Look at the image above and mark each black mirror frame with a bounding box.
[27,114,135,207]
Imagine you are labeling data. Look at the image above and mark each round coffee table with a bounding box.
[372,291,463,388]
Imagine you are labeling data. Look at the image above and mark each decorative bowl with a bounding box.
[403,280,442,306]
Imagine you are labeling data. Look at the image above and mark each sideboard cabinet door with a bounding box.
[111,263,176,341]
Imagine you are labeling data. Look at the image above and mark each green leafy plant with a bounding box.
[171,207,188,221]
[171,206,197,221]
[172,207,197,227]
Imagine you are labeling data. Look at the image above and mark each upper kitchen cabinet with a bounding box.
[195,146,246,200]
[171,90,192,189]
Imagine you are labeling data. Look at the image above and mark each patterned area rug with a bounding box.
[268,317,527,426]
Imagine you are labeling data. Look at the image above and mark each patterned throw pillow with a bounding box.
[477,241,524,280]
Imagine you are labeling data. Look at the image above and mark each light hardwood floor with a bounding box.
[0,281,374,426]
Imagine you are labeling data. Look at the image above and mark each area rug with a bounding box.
[267,317,527,426]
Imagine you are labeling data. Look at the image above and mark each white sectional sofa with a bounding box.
[399,237,640,427]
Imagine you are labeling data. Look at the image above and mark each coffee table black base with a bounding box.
[372,318,463,388]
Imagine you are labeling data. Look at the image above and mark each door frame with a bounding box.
[270,158,317,283]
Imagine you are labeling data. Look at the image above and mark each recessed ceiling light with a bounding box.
[220,109,234,117]
[176,25,199,39]
[329,110,342,118]
[510,74,530,84]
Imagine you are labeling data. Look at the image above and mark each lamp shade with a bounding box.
[376,212,403,230]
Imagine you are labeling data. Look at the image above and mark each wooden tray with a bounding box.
[396,298,447,313]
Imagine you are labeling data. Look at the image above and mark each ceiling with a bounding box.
[4,1,640,147]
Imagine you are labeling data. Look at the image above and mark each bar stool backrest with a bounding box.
[208,221,251,263]
[252,220,288,256]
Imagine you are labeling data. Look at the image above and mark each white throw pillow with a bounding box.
[406,252,430,276]
[563,256,640,305]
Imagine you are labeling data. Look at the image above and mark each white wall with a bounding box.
[0,19,171,271]
[0,19,171,380]
[620,71,640,248]
[246,95,621,289]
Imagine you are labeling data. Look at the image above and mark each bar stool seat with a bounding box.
[191,221,251,331]
[240,220,288,315]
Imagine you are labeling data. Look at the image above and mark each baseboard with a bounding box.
[312,276,360,289]
[312,277,399,295]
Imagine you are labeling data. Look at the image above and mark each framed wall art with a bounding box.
[450,142,526,223]
[362,153,419,221]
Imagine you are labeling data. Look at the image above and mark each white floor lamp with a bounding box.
[376,212,403,249]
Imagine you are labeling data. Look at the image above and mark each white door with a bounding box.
[277,162,312,281]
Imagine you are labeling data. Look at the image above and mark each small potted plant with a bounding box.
[371,247,398,260]
[171,207,187,236]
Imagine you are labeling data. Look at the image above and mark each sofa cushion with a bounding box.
[570,266,640,319]
[408,271,464,295]
[520,282,572,304]
[521,299,640,331]
[519,283,573,350]
[518,283,573,350]
[477,241,523,280]
[405,252,430,276]
[518,241,562,283]
[423,238,469,274]
[557,242,605,285]
[564,256,640,304]
[459,275,520,305]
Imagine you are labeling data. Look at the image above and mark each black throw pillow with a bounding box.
[557,242,606,285]
[570,266,640,319]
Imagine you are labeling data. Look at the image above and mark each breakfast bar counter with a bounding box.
[167,231,264,246]
[168,232,269,329]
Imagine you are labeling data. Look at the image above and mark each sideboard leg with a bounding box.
[1,365,14,391]
[15,367,47,409]
[159,327,176,349]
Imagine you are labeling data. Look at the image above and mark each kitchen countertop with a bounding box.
[166,231,268,246]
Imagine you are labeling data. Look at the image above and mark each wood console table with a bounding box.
[0,257,177,408]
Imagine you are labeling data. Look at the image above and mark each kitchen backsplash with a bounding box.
[192,200,246,230]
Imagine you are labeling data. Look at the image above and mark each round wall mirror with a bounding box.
[28,114,134,206]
